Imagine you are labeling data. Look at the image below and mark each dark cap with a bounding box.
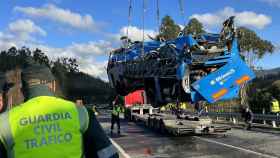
[22,58,55,83]
[21,57,55,100]
[26,84,54,99]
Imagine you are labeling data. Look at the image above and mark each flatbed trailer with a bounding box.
[125,105,231,136]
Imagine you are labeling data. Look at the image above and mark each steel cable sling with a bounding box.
[156,0,160,34]
[127,0,132,41]
[178,0,185,25]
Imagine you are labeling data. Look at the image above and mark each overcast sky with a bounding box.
[0,0,279,80]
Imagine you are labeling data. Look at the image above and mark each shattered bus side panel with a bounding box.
[191,48,255,103]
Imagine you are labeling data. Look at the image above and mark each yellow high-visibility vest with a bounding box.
[180,103,187,110]
[112,106,121,116]
[1,96,85,158]
[160,106,166,111]
[271,100,280,113]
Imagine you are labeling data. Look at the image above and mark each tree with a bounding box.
[33,48,50,68]
[237,27,275,108]
[0,46,112,104]
[183,18,205,35]
[158,15,181,40]
[237,27,274,62]
[68,58,79,73]
[0,47,33,72]
[269,80,280,100]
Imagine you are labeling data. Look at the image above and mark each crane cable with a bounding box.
[127,0,132,42]
[127,0,185,41]
[141,0,147,58]
[178,0,186,29]
[127,0,185,56]
[156,0,160,34]
[124,0,132,62]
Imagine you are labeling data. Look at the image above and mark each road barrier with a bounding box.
[86,104,279,128]
[202,112,280,128]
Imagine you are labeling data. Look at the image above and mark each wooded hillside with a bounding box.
[0,47,115,104]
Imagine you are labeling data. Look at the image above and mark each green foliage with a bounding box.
[50,57,114,104]
[158,15,181,40]
[248,73,280,113]
[237,27,275,58]
[66,72,114,104]
[0,47,31,72]
[52,57,79,74]
[33,48,51,68]
[0,47,113,104]
[233,26,274,108]
[183,18,205,35]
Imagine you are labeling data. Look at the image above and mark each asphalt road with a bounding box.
[97,112,280,158]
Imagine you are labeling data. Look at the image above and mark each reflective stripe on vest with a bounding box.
[7,96,83,158]
[271,100,280,113]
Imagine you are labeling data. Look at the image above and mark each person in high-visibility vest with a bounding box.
[0,58,118,158]
[271,98,280,114]
[160,106,166,112]
[111,96,122,135]
[92,105,99,116]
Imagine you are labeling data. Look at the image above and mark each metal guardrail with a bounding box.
[204,112,280,121]
[84,104,280,128]
[202,112,280,128]
[84,104,111,109]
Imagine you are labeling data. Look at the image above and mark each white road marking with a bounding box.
[194,136,278,158]
[110,138,131,158]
